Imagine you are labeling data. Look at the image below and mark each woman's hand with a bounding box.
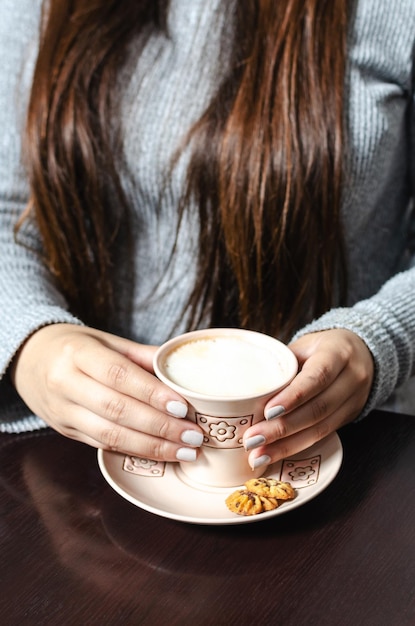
[243,329,374,468]
[11,323,203,462]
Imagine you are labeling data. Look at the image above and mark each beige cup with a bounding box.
[153,328,298,488]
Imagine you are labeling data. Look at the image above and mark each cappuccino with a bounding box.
[154,329,298,486]
[164,335,290,397]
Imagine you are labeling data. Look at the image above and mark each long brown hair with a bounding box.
[21,0,349,340]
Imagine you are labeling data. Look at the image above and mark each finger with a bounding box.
[243,360,359,452]
[60,336,189,418]
[93,330,158,372]
[263,349,347,418]
[57,407,202,462]
[247,399,356,468]
[262,368,357,440]
[60,371,203,447]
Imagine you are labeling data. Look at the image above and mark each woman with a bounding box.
[0,0,414,470]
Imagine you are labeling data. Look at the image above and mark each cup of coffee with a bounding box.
[153,328,298,487]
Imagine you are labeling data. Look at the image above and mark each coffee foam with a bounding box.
[164,336,289,397]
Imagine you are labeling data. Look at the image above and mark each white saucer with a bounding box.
[98,432,343,525]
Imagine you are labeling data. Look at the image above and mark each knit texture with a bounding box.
[1,0,415,431]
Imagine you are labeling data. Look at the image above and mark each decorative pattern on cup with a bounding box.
[195,413,254,449]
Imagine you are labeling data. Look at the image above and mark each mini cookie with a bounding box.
[225,478,296,516]
[244,477,296,500]
[225,489,280,516]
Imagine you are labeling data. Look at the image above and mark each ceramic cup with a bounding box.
[153,328,298,488]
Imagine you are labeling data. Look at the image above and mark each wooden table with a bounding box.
[1,409,415,625]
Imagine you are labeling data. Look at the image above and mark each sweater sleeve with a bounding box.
[292,267,415,418]
[0,0,82,432]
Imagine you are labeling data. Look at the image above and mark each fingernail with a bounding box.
[181,430,204,446]
[251,454,271,470]
[245,434,266,451]
[176,447,197,462]
[166,400,188,418]
[265,405,286,420]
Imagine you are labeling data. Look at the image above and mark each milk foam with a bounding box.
[164,336,288,396]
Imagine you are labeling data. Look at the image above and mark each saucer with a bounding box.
[97,432,343,525]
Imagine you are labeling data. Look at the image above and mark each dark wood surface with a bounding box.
[1,409,415,625]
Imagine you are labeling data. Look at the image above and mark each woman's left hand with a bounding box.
[243,329,374,469]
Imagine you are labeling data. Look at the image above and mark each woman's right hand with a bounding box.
[10,323,203,461]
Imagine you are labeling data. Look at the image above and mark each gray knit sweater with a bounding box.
[1,0,415,433]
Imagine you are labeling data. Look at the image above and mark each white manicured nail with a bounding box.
[264,405,286,420]
[166,400,188,418]
[251,454,271,470]
[181,430,204,446]
[245,435,266,451]
[176,447,197,462]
